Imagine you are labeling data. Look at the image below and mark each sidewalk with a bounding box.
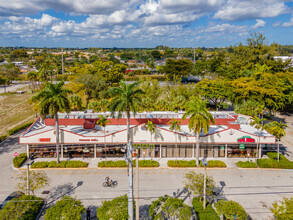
[20,157,257,169]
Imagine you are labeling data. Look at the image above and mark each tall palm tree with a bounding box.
[145,120,156,158]
[31,82,72,163]
[265,121,287,162]
[109,81,144,220]
[183,97,215,166]
[168,119,182,160]
[250,116,266,158]
[97,115,112,149]
[69,94,82,111]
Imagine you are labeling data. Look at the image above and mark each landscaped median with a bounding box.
[167,160,226,168]
[98,160,159,167]
[256,152,293,169]
[13,153,27,168]
[31,161,88,168]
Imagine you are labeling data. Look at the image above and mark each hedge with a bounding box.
[13,153,27,168]
[168,160,196,167]
[0,195,44,220]
[31,160,88,168]
[214,200,248,220]
[192,197,220,220]
[133,160,159,167]
[236,161,258,168]
[98,160,127,167]
[8,121,33,136]
[257,153,293,169]
[200,160,227,168]
[0,135,7,142]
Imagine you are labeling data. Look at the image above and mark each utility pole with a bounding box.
[127,141,134,220]
[62,48,64,75]
[203,165,206,209]
[27,163,30,196]
[193,48,196,64]
[136,147,139,220]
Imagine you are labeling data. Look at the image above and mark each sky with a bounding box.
[0,0,292,48]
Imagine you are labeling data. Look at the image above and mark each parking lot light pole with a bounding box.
[27,163,30,196]
[201,158,208,209]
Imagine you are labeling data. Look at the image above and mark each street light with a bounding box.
[201,158,208,209]
[26,160,34,196]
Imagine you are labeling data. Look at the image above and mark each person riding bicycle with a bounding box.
[105,176,112,185]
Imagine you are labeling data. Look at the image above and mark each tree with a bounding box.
[250,116,266,158]
[184,171,215,201]
[44,196,85,220]
[271,197,293,220]
[163,58,193,81]
[97,115,112,148]
[145,120,156,154]
[96,195,132,220]
[168,119,181,160]
[149,195,192,220]
[214,200,248,220]
[109,81,144,219]
[0,77,10,93]
[31,82,72,163]
[16,170,49,195]
[69,94,82,111]
[265,121,288,162]
[183,97,215,166]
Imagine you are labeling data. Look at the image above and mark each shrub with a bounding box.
[200,160,226,168]
[257,153,293,169]
[236,161,258,168]
[0,135,7,142]
[132,160,159,167]
[98,160,127,167]
[168,160,196,167]
[13,153,27,168]
[8,122,33,135]
[31,161,88,168]
[214,200,248,220]
[192,197,220,220]
[0,195,44,220]
[267,152,290,162]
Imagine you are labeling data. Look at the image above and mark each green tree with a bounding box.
[16,170,49,195]
[265,121,288,162]
[97,195,131,220]
[184,171,215,201]
[183,97,215,166]
[214,200,248,220]
[168,119,181,160]
[31,82,72,163]
[271,197,293,220]
[149,195,192,220]
[69,94,82,111]
[163,58,193,81]
[45,196,85,220]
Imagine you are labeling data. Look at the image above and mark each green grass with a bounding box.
[257,152,293,169]
[199,160,227,168]
[236,161,258,168]
[167,160,196,167]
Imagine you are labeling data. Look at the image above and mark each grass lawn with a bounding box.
[0,91,35,136]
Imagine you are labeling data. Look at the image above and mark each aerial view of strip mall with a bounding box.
[0,0,293,219]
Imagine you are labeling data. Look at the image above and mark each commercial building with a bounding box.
[19,111,276,159]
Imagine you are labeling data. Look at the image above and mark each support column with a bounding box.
[159,144,162,158]
[94,144,97,158]
[26,145,29,158]
[259,144,262,159]
[225,144,228,159]
[61,144,63,159]
[192,144,195,159]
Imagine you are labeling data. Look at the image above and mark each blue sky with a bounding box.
[0,0,292,48]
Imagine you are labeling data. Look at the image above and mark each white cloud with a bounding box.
[214,0,289,21]
[198,23,248,33]
[252,19,266,29]
[283,17,293,27]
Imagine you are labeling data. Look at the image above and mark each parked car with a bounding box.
[0,191,24,209]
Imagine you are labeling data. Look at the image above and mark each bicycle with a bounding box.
[102,180,118,188]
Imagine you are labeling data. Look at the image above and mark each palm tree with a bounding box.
[265,121,287,162]
[69,94,82,111]
[250,116,266,158]
[31,82,72,163]
[183,97,215,166]
[145,120,156,158]
[168,119,182,160]
[109,80,144,220]
[97,115,112,149]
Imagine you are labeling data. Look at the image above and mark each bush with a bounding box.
[236,161,258,168]
[200,160,226,168]
[0,195,44,220]
[214,200,248,220]
[257,153,293,169]
[168,160,196,167]
[192,197,220,220]
[98,160,127,167]
[31,161,88,168]
[8,122,33,136]
[267,152,290,162]
[0,135,7,142]
[13,153,27,168]
[132,160,159,167]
